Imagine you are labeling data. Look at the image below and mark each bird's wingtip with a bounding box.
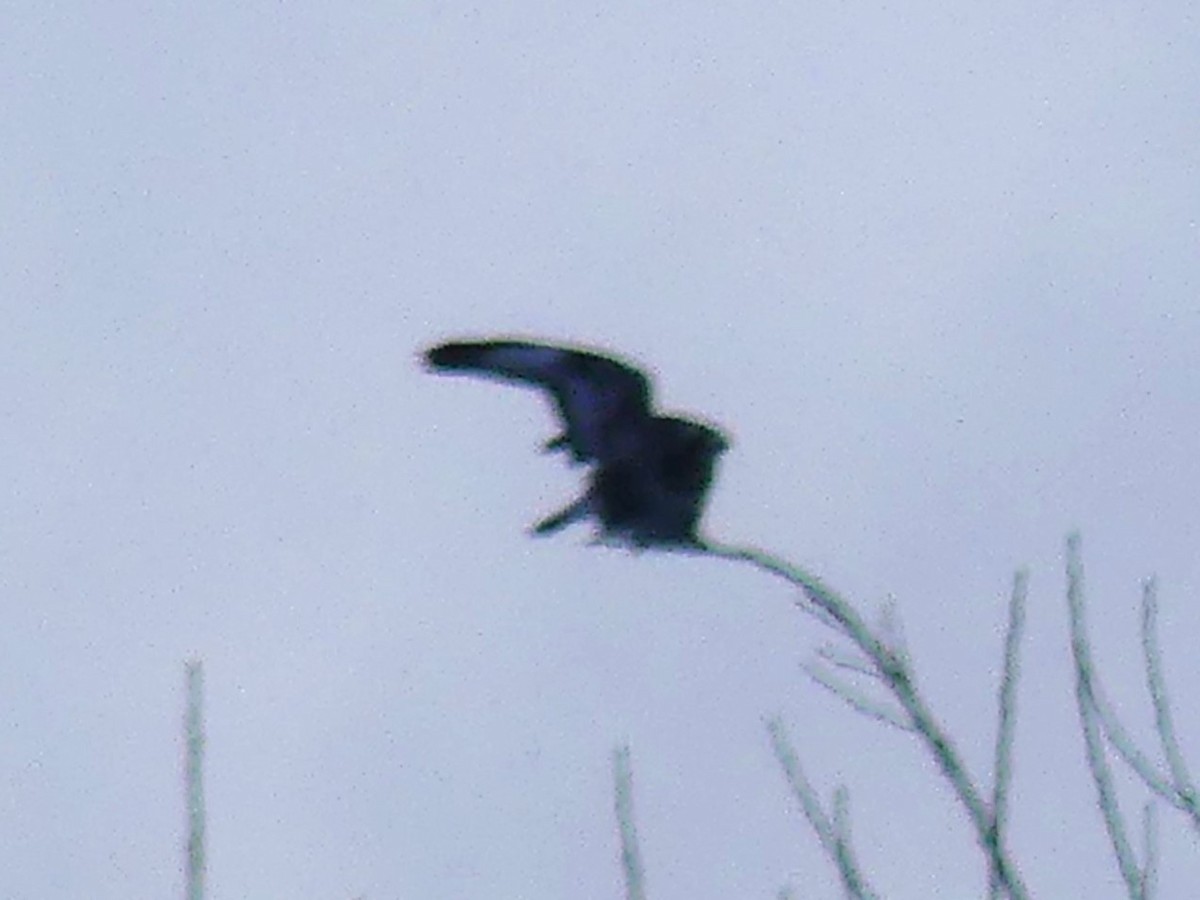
[423,343,452,368]
[425,341,487,372]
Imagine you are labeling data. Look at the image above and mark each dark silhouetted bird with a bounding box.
[424,339,730,548]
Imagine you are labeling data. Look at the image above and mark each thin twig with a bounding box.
[1090,682,1179,804]
[766,718,880,900]
[1066,533,1144,899]
[801,659,912,732]
[704,541,1030,900]
[878,597,911,669]
[612,745,647,900]
[816,643,884,680]
[989,570,1028,900]
[811,643,888,681]
[831,785,852,848]
[1141,579,1200,832]
[1141,802,1158,899]
[1078,587,1200,827]
[184,659,206,900]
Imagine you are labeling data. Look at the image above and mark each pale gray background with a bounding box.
[3,2,1199,898]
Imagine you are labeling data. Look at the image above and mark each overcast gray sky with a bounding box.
[4,2,1199,898]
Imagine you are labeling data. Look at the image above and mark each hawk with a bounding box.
[424,339,729,548]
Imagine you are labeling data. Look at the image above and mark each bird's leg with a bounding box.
[530,495,590,536]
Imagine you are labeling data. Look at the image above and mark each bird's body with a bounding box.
[425,339,728,548]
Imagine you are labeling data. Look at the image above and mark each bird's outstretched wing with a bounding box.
[425,340,652,462]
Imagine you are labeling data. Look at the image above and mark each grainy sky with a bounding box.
[4,3,1199,898]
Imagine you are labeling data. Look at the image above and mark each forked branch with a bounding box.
[703,541,1030,900]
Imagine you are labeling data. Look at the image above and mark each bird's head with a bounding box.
[657,417,731,460]
[705,426,732,455]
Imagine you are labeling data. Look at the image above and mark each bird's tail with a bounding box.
[531,496,590,536]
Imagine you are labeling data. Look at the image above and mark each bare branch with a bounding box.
[831,785,853,849]
[989,570,1028,900]
[877,596,911,669]
[612,745,647,900]
[184,659,206,900]
[1067,576,1200,837]
[1090,681,1179,804]
[1141,579,1200,832]
[766,718,880,900]
[816,643,881,680]
[1141,802,1159,899]
[1066,533,1144,899]
[802,659,913,732]
[704,541,1030,900]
